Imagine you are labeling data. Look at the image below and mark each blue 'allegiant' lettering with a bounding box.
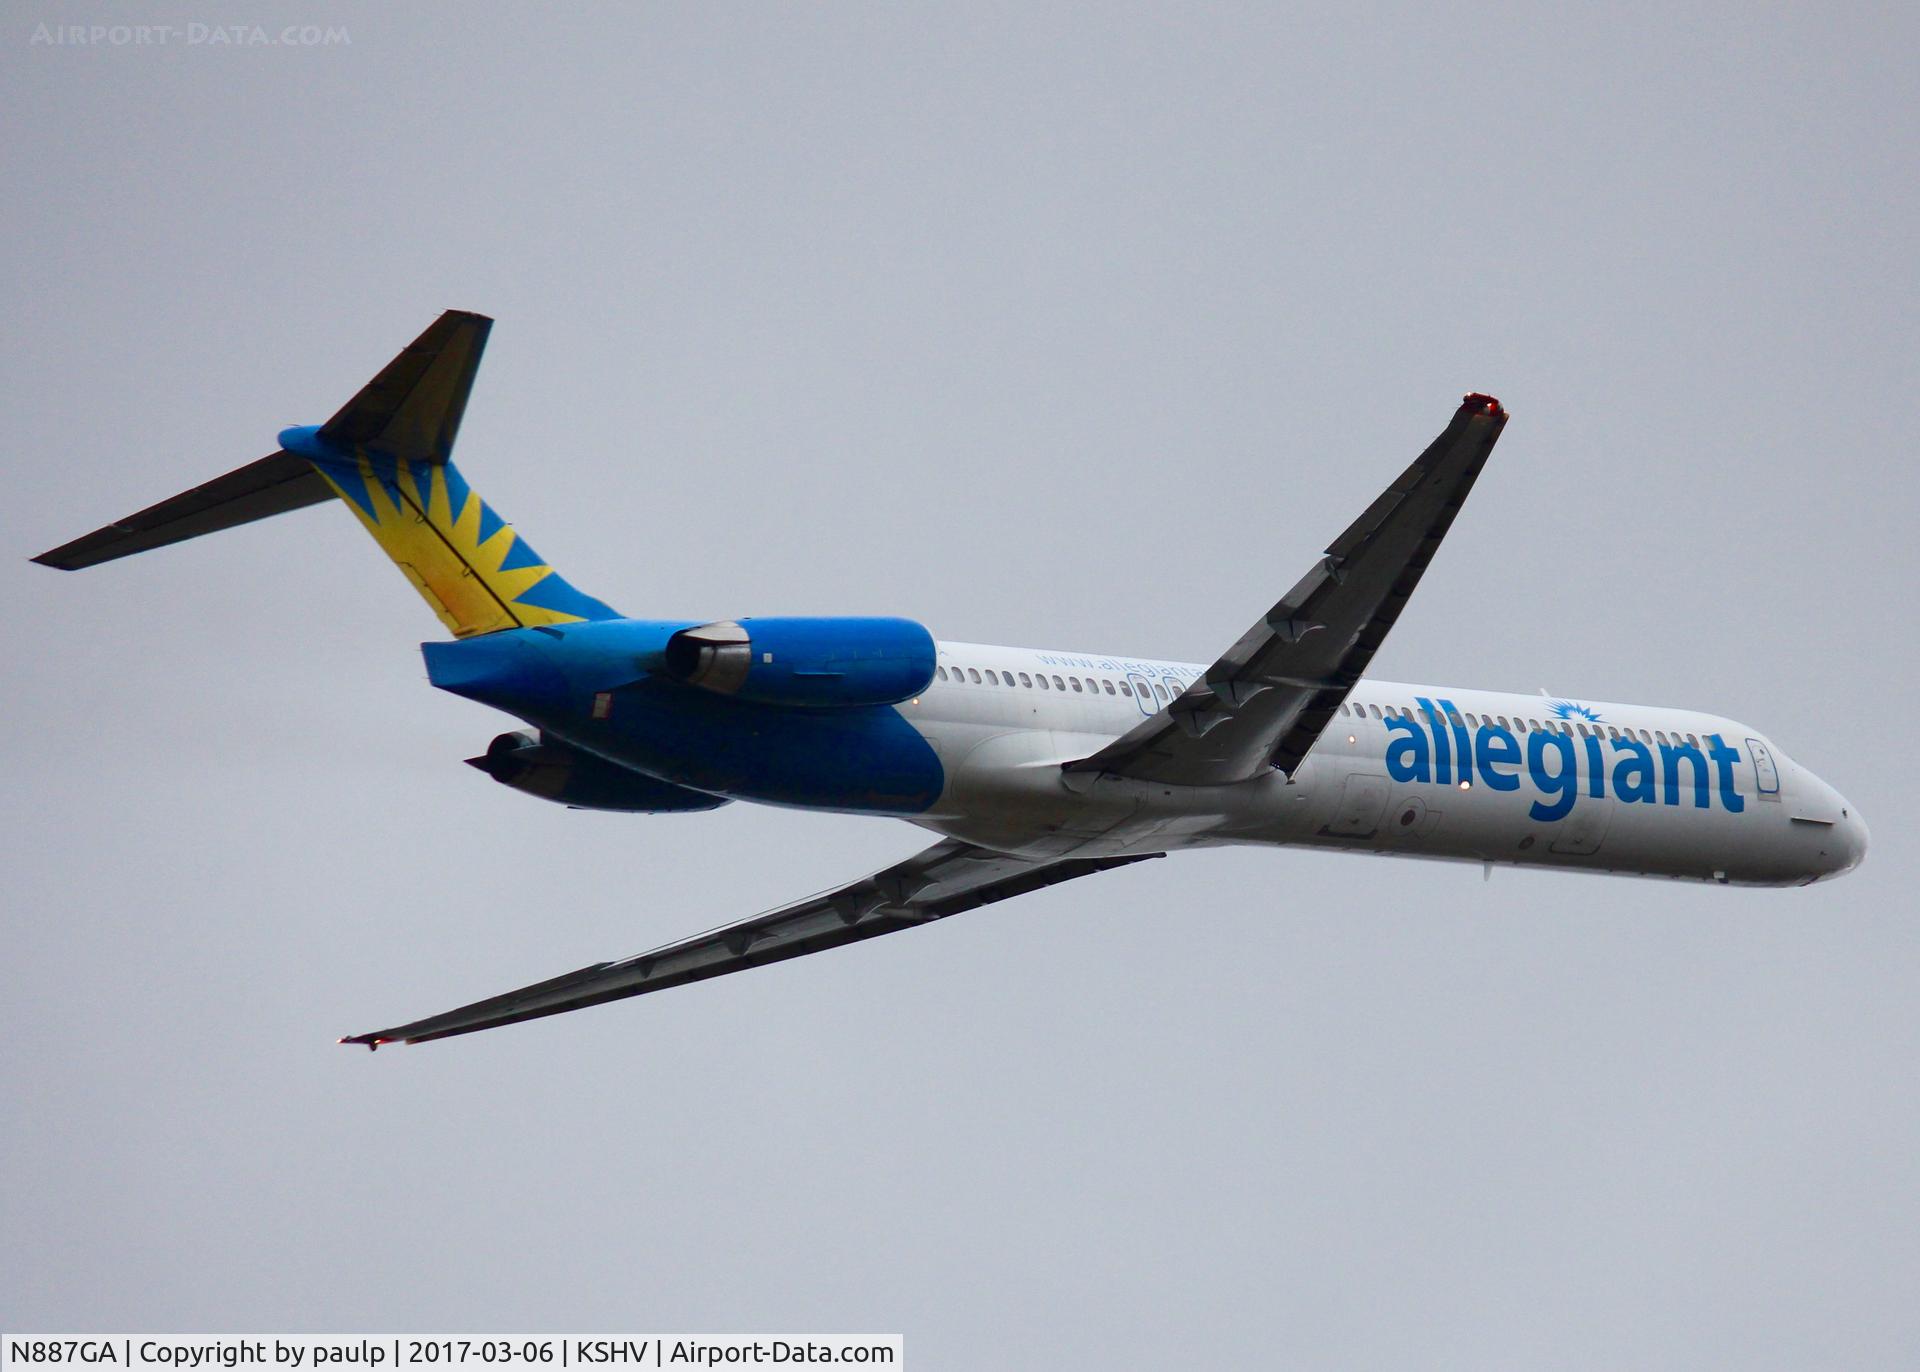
[1707,734,1746,813]
[1582,731,1607,798]
[1527,728,1579,821]
[1441,700,1471,783]
[1385,713,1430,782]
[1417,697,1450,784]
[1660,739,1711,808]
[1611,736,1657,804]
[1380,701,1747,821]
[1475,723,1521,791]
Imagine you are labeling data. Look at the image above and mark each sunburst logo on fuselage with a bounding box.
[1547,699,1603,723]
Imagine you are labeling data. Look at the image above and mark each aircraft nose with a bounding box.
[1810,789,1869,880]
[1840,802,1869,873]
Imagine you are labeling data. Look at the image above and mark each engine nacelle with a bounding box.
[468,731,729,813]
[662,616,936,708]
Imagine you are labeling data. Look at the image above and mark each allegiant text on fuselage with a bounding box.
[1386,697,1747,821]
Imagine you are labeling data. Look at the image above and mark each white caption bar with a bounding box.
[1,1339,902,1371]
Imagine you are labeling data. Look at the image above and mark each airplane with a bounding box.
[33,311,1868,1048]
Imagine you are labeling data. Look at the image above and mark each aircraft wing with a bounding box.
[1066,395,1508,787]
[342,840,1161,1047]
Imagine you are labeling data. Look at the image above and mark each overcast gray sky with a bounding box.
[5,4,1917,1366]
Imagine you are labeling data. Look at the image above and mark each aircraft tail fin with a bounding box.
[317,306,490,463]
[32,311,621,639]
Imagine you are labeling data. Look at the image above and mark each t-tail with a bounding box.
[32,310,619,638]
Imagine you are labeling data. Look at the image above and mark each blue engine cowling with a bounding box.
[468,731,729,813]
[662,616,936,708]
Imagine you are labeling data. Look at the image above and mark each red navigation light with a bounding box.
[1461,392,1505,417]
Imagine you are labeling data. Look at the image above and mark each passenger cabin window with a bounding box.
[984,670,998,685]
[936,666,948,681]
[1052,676,1065,690]
[1018,672,1032,687]
[968,668,981,683]
[1119,681,1132,696]
[1103,680,1116,694]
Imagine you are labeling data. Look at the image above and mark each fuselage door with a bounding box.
[1322,773,1391,837]
[1549,797,1614,856]
[1126,673,1156,718]
[1746,737,1781,797]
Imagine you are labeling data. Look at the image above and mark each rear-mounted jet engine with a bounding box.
[662,617,936,709]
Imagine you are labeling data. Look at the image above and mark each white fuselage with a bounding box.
[902,642,1866,887]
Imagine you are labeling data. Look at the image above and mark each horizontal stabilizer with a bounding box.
[32,450,334,571]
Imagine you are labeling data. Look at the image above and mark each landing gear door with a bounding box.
[1746,737,1780,798]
